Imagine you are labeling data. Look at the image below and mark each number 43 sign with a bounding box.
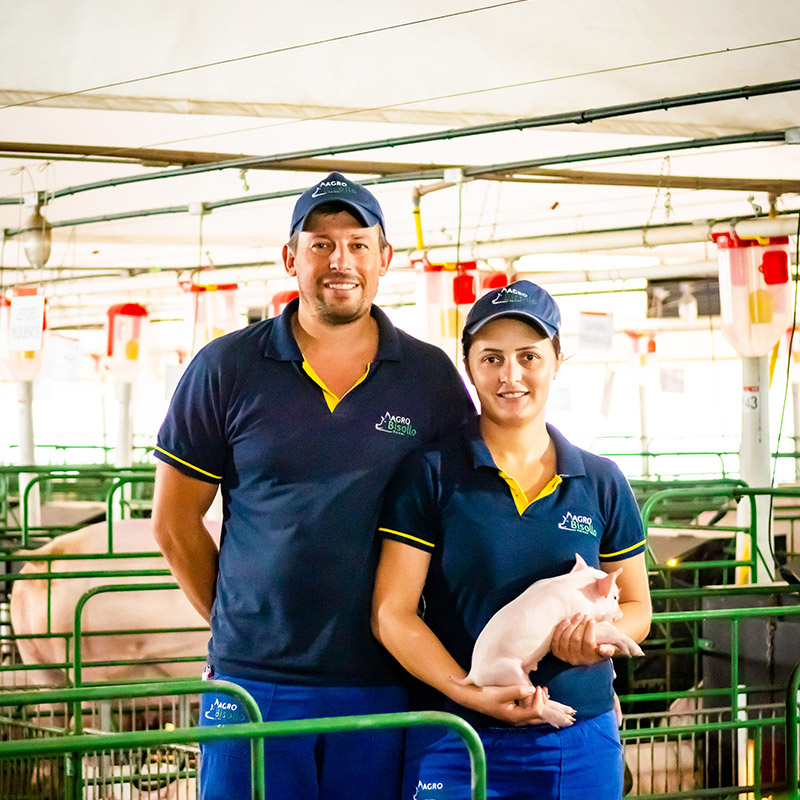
[743,385,760,413]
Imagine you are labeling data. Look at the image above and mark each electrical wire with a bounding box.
[766,208,800,575]
[27,36,800,161]
[0,1,530,112]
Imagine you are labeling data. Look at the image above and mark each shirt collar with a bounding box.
[466,419,586,478]
[264,297,401,362]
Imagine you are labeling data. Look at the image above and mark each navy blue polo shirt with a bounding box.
[154,299,475,685]
[378,420,645,726]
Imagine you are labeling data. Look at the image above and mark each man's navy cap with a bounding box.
[463,280,561,339]
[290,172,386,236]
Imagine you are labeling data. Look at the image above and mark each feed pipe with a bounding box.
[4,78,797,205]
[413,212,800,263]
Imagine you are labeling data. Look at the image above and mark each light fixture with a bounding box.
[21,205,52,268]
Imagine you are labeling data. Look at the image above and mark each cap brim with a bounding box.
[466,310,558,339]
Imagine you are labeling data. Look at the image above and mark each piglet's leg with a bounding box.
[594,621,644,657]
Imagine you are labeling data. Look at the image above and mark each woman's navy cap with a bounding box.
[290,172,386,236]
[463,280,561,339]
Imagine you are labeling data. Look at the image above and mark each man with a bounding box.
[152,172,475,800]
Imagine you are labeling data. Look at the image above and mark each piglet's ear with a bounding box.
[595,569,622,598]
[571,553,589,572]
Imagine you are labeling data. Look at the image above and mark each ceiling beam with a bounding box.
[484,168,800,194]
[0,141,458,175]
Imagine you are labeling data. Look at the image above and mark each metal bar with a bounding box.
[15,78,800,202]
[105,476,155,544]
[20,473,52,545]
[0,678,265,800]
[2,570,172,580]
[787,662,800,800]
[0,708,487,800]
[72,582,180,688]
[463,131,786,175]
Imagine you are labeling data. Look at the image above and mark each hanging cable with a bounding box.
[0,2,530,112]
[24,36,800,159]
[766,206,800,575]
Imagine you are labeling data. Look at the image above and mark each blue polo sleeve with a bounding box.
[153,344,229,485]
[431,359,476,441]
[378,451,441,554]
[598,464,646,562]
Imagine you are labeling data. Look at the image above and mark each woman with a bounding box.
[372,280,651,800]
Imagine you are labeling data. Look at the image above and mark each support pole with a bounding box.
[17,379,40,527]
[737,356,774,584]
[115,380,133,470]
[114,380,133,520]
[792,381,800,482]
[638,383,650,479]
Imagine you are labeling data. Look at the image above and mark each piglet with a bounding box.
[460,554,643,725]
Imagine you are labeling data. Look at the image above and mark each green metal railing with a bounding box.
[640,485,799,582]
[0,464,155,544]
[0,681,487,800]
[620,603,800,799]
[104,474,157,545]
[0,679,262,800]
[72,582,206,688]
[787,662,800,800]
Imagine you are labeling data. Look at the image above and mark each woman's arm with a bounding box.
[371,539,555,726]
[550,553,652,665]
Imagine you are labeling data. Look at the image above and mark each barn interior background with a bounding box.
[1,2,800,798]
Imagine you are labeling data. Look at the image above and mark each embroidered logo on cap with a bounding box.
[491,286,529,304]
[375,412,417,437]
[312,179,358,198]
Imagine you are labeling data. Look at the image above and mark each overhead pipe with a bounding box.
[1,78,798,205]
[464,130,788,176]
[412,213,800,263]
[516,260,718,285]
[3,173,441,234]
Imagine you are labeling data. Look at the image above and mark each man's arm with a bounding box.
[152,461,220,623]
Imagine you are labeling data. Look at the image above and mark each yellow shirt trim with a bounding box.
[302,360,371,412]
[601,539,646,559]
[154,446,222,481]
[498,472,562,516]
[378,527,435,549]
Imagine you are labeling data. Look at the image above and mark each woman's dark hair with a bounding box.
[461,318,561,366]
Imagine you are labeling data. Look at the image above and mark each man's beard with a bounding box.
[313,281,371,325]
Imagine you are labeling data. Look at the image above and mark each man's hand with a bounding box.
[550,614,615,665]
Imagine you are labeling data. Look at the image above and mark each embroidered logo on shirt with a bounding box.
[414,780,445,800]
[375,412,417,437]
[558,511,598,537]
[491,286,529,304]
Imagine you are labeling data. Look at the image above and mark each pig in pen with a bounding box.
[1,517,221,799]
